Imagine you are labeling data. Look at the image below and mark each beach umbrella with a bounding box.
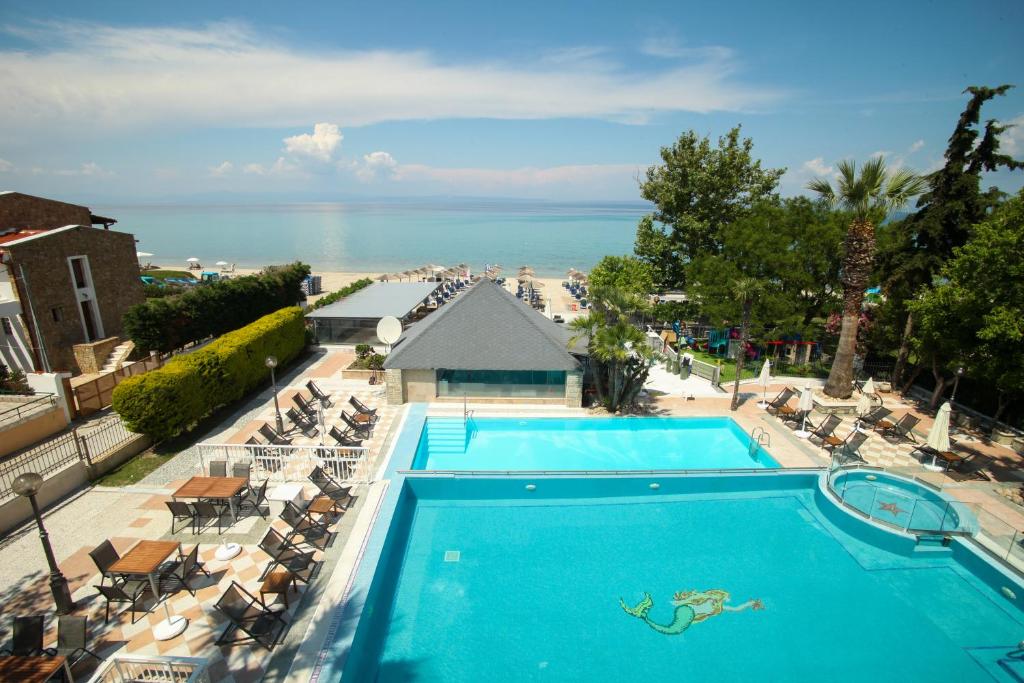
[756,359,772,408]
[927,402,952,453]
[136,251,153,258]
[862,377,875,395]
[856,391,873,417]
[186,257,200,263]
[794,384,814,438]
[376,273,391,281]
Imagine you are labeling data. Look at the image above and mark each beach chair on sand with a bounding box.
[765,388,796,415]
[215,582,287,650]
[875,413,920,443]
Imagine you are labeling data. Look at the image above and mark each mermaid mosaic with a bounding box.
[620,590,764,635]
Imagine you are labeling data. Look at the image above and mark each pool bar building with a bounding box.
[306,407,1024,683]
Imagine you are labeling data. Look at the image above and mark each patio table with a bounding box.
[0,656,72,682]
[109,539,182,601]
[172,476,248,521]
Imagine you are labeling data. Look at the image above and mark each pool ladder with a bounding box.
[750,427,770,458]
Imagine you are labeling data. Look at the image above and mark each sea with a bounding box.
[98,200,649,277]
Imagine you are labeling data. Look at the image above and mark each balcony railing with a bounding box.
[196,441,370,483]
[88,655,209,683]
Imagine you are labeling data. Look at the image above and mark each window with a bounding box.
[0,317,12,335]
[51,307,63,322]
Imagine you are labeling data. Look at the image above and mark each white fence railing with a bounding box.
[196,442,369,483]
[88,655,209,683]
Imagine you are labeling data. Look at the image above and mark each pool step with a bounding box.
[424,418,469,454]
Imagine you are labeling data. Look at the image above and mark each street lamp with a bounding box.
[12,473,75,614]
[265,355,285,434]
[950,366,965,403]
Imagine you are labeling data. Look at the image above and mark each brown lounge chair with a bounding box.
[765,388,796,416]
[875,413,920,443]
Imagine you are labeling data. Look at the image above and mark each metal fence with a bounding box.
[0,392,57,426]
[196,442,370,484]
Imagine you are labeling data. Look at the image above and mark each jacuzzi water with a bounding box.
[831,469,977,533]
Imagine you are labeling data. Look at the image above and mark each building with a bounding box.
[306,281,441,345]
[0,192,143,374]
[383,278,586,406]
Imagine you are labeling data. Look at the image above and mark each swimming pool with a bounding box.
[336,473,1024,681]
[412,416,778,470]
[830,469,978,534]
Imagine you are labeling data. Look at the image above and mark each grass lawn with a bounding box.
[687,349,758,382]
[94,449,175,486]
[148,269,195,280]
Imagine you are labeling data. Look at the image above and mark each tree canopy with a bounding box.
[587,255,655,298]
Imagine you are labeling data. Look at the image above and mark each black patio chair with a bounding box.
[292,393,318,418]
[328,425,363,448]
[52,616,103,666]
[258,423,293,446]
[258,528,317,583]
[825,430,869,463]
[765,388,795,416]
[281,500,331,549]
[209,460,227,477]
[95,580,152,624]
[239,478,270,519]
[307,380,333,407]
[2,616,47,656]
[159,545,210,597]
[308,465,354,510]
[945,454,993,482]
[88,540,122,586]
[808,414,842,444]
[286,407,319,437]
[166,500,197,534]
[340,411,373,439]
[348,395,378,418]
[191,501,226,535]
[857,406,893,428]
[876,413,920,443]
[215,582,287,650]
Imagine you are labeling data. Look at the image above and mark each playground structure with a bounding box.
[654,322,821,367]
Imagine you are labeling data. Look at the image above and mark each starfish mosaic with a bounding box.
[878,501,906,516]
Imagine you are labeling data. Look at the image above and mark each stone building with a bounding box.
[0,192,142,374]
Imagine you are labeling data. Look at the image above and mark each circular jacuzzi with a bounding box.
[829,469,976,534]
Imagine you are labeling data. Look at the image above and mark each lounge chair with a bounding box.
[51,616,103,666]
[258,423,293,446]
[159,545,210,597]
[307,380,332,407]
[348,395,378,418]
[286,407,319,437]
[765,388,795,415]
[293,393,318,418]
[88,540,122,586]
[281,501,331,549]
[166,500,197,534]
[328,425,363,448]
[340,411,373,439]
[944,454,993,482]
[857,406,892,428]
[209,460,227,477]
[239,479,270,519]
[875,413,920,443]
[95,580,152,624]
[2,616,48,656]
[808,414,842,445]
[825,431,869,463]
[258,528,317,583]
[308,465,354,509]
[215,582,287,650]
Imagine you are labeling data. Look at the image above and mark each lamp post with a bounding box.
[265,355,285,434]
[950,366,965,404]
[13,473,75,614]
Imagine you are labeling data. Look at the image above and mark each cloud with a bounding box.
[909,139,925,153]
[640,36,734,62]
[0,159,12,172]
[1000,114,1024,155]
[241,157,296,176]
[282,123,343,162]
[53,162,112,177]
[356,151,399,181]
[0,21,785,135]
[208,161,233,177]
[801,157,833,177]
[373,156,641,190]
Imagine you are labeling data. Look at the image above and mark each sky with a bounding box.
[1,0,1022,203]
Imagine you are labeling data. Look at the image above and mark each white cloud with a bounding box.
[640,37,734,62]
[909,139,925,153]
[0,21,785,135]
[53,162,112,177]
[0,158,12,172]
[282,123,343,162]
[209,161,233,177]
[356,151,398,181]
[242,157,296,176]
[1000,114,1024,155]
[801,157,833,177]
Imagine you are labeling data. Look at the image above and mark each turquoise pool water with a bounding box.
[831,470,978,534]
[412,417,778,470]
[340,475,1024,682]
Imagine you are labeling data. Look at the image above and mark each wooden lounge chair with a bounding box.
[328,425,363,448]
[258,528,317,583]
[944,454,993,482]
[348,395,378,417]
[306,380,332,407]
[258,423,293,446]
[215,582,287,650]
[765,388,795,416]
[858,406,892,428]
[825,431,869,463]
[286,407,319,437]
[808,414,842,445]
[875,413,920,443]
[292,393,318,418]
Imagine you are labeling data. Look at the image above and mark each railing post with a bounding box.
[74,427,94,468]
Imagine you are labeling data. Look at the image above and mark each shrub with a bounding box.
[310,278,373,310]
[123,263,310,353]
[0,363,32,394]
[354,343,373,359]
[112,307,305,440]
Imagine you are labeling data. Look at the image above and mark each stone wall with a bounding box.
[6,226,144,373]
[0,192,92,231]
[565,370,583,407]
[72,336,121,374]
[403,369,437,402]
[384,368,404,405]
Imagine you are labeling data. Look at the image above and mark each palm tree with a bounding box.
[730,278,762,411]
[807,157,927,399]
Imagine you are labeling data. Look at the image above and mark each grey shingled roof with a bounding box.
[306,281,440,320]
[383,279,583,371]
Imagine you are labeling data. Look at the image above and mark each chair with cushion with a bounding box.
[166,500,197,534]
[258,528,317,583]
[825,430,869,464]
[209,460,228,477]
[876,413,920,443]
[808,414,842,445]
[95,580,152,624]
[281,500,331,549]
[52,616,103,666]
[765,388,795,416]
[88,540,122,586]
[215,582,287,650]
[858,406,893,428]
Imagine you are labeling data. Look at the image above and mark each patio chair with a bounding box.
[233,462,251,481]
[765,388,795,415]
[192,501,226,535]
[52,616,103,667]
[309,466,354,509]
[215,582,287,650]
[1,616,47,656]
[166,500,197,534]
[258,528,317,583]
[293,393,318,418]
[944,454,993,482]
[857,406,893,428]
[307,380,332,407]
[159,545,210,597]
[95,580,152,624]
[875,413,920,443]
[328,425,363,448]
[808,415,842,444]
[88,540,122,586]
[286,407,319,437]
[340,411,373,439]
[239,478,270,519]
[281,500,331,549]
[825,430,869,463]
[209,460,227,477]
[348,395,378,418]
[258,423,293,446]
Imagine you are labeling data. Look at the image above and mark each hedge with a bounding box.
[309,277,373,310]
[124,263,310,353]
[112,307,306,441]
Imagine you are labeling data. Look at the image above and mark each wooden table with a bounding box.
[0,655,72,682]
[353,412,373,425]
[260,571,295,609]
[109,539,181,600]
[307,494,342,517]
[172,476,248,521]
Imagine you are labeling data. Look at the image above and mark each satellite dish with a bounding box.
[377,316,403,348]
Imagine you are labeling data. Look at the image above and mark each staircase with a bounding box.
[101,340,134,373]
[423,417,469,456]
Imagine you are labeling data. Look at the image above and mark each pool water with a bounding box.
[412,416,778,470]
[831,470,977,534]
[343,476,1024,682]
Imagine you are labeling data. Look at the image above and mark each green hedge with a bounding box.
[112,307,306,441]
[310,277,373,310]
[124,263,310,353]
